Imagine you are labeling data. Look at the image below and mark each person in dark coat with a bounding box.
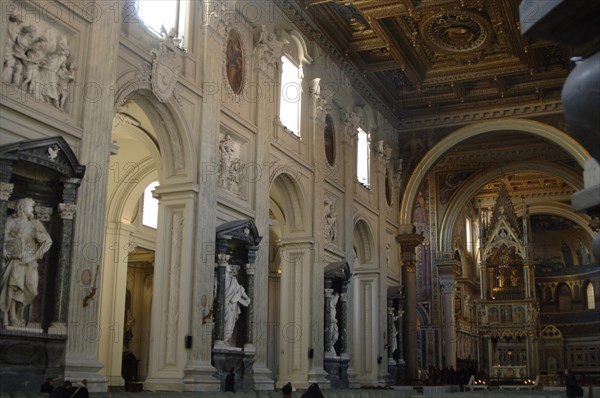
[282,382,293,397]
[49,380,71,398]
[301,383,325,398]
[69,379,89,398]
[40,377,54,393]
[565,369,583,398]
[225,367,236,393]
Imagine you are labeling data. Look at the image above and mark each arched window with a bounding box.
[137,0,188,47]
[587,283,595,310]
[142,181,160,229]
[279,55,302,136]
[356,127,370,187]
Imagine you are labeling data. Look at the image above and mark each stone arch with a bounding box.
[280,29,312,68]
[267,171,311,387]
[269,172,310,236]
[353,218,375,265]
[99,84,196,387]
[400,119,591,225]
[438,161,587,253]
[113,77,194,181]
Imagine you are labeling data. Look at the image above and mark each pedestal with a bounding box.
[212,347,255,393]
[324,355,349,389]
[0,330,66,391]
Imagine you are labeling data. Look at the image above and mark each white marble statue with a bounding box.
[224,263,250,345]
[330,291,339,355]
[391,314,399,354]
[218,134,234,188]
[0,198,52,327]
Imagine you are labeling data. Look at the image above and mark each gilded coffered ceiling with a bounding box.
[287,0,572,130]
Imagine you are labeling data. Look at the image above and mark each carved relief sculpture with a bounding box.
[0,198,52,327]
[324,198,338,242]
[218,133,242,195]
[150,26,183,103]
[2,13,76,110]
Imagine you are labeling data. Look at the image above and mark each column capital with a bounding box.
[245,263,256,275]
[440,281,456,294]
[0,182,14,201]
[217,253,230,265]
[58,203,77,220]
[396,233,424,254]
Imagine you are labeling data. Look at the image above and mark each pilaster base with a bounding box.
[307,365,330,388]
[344,354,360,389]
[183,361,220,392]
[64,357,107,392]
[396,360,407,385]
[143,378,183,392]
[213,348,253,393]
[251,363,274,390]
[324,356,349,389]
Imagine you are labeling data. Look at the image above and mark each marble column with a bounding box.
[244,246,258,351]
[387,300,395,362]
[396,233,423,382]
[324,283,333,356]
[51,180,80,331]
[214,243,229,347]
[339,282,349,356]
[440,281,457,369]
[52,202,77,329]
[481,336,491,376]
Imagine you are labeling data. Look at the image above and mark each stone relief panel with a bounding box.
[217,132,246,200]
[324,197,338,243]
[2,4,78,112]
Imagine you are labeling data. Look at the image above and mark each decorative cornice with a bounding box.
[397,100,563,131]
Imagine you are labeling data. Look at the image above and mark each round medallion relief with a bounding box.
[421,11,492,54]
[226,29,244,95]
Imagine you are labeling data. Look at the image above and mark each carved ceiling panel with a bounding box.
[296,0,572,128]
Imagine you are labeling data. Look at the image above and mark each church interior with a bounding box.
[0,0,599,393]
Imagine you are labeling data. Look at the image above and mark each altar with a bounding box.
[491,365,526,379]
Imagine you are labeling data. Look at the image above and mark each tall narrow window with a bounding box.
[466,218,472,253]
[356,127,370,187]
[137,0,188,47]
[142,181,160,229]
[279,55,302,136]
[587,284,595,310]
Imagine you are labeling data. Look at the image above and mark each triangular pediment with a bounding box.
[0,136,85,181]
[324,261,352,282]
[216,219,262,246]
[483,183,521,243]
